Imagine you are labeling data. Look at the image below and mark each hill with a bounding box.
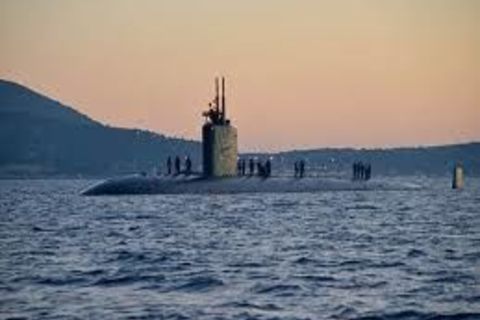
[252,143,480,177]
[0,80,201,177]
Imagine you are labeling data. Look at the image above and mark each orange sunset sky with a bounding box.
[1,0,479,151]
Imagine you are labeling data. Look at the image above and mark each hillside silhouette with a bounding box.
[0,80,200,177]
[255,143,480,177]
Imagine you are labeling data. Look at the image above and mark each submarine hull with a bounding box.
[81,175,419,196]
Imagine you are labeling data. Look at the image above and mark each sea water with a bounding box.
[1,178,479,319]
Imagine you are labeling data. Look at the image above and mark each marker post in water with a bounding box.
[452,162,464,189]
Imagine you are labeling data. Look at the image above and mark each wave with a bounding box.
[292,256,318,265]
[252,283,302,296]
[294,274,337,283]
[93,274,165,286]
[407,248,426,258]
[174,276,224,292]
[30,275,88,286]
[346,204,380,211]
[219,301,282,311]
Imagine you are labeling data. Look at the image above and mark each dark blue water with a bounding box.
[1,178,479,319]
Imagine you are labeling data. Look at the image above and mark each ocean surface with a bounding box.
[1,177,479,320]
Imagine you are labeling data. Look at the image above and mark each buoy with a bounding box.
[452,163,464,189]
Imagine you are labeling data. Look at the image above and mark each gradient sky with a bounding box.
[1,0,479,151]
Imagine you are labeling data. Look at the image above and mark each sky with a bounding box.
[1,0,479,151]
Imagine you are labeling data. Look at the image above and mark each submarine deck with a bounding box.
[81,174,419,195]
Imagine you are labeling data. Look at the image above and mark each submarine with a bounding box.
[82,77,418,196]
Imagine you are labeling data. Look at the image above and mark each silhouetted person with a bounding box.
[237,159,242,176]
[354,161,361,180]
[294,161,299,178]
[241,159,246,176]
[185,156,192,175]
[167,156,172,175]
[365,163,371,181]
[257,162,265,177]
[249,158,255,176]
[299,160,305,178]
[174,156,181,175]
[357,162,361,180]
[265,159,271,177]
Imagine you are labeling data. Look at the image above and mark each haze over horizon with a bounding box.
[1,0,479,152]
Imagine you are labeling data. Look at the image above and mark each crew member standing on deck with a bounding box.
[167,156,172,175]
[174,156,181,175]
[361,162,366,180]
[365,163,371,181]
[185,156,192,175]
[257,161,265,177]
[299,160,305,178]
[237,158,242,176]
[249,158,255,176]
[265,159,271,178]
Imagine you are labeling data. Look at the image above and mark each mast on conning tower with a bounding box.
[215,77,220,115]
[221,77,226,122]
[202,76,229,125]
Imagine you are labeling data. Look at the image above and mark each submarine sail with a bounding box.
[202,77,238,178]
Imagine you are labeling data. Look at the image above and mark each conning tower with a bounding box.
[202,77,238,177]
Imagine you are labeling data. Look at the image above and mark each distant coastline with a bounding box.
[1,79,479,179]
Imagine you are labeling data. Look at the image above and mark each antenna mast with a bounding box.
[215,77,220,114]
[221,77,226,122]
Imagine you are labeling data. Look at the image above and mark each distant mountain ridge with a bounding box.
[0,79,201,177]
[1,80,99,127]
[0,79,479,178]
[259,142,480,177]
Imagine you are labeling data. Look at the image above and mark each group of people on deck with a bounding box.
[166,156,192,176]
[237,158,272,178]
[159,157,372,180]
[237,158,308,178]
[294,160,306,178]
[160,156,312,178]
[352,161,371,181]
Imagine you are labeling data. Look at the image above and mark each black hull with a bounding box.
[81,175,419,195]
